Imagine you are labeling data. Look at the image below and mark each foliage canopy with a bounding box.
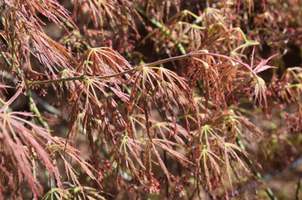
[0,0,302,199]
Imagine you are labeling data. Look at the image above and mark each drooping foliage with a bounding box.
[0,0,302,199]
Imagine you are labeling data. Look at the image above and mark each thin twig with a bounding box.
[230,155,302,199]
[236,136,278,200]
[189,188,197,200]
[31,92,69,122]
[296,172,302,200]
[262,31,302,45]
[163,150,169,198]
[199,180,214,200]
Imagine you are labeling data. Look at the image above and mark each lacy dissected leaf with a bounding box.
[0,111,101,198]
[66,76,130,170]
[128,65,196,138]
[153,139,193,166]
[277,67,302,102]
[73,0,140,29]
[0,112,61,198]
[252,76,268,107]
[141,10,205,54]
[3,0,77,77]
[212,109,263,139]
[194,123,252,196]
[72,0,141,51]
[188,55,240,110]
[144,0,181,21]
[42,186,110,200]
[63,48,134,145]
[77,47,134,80]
